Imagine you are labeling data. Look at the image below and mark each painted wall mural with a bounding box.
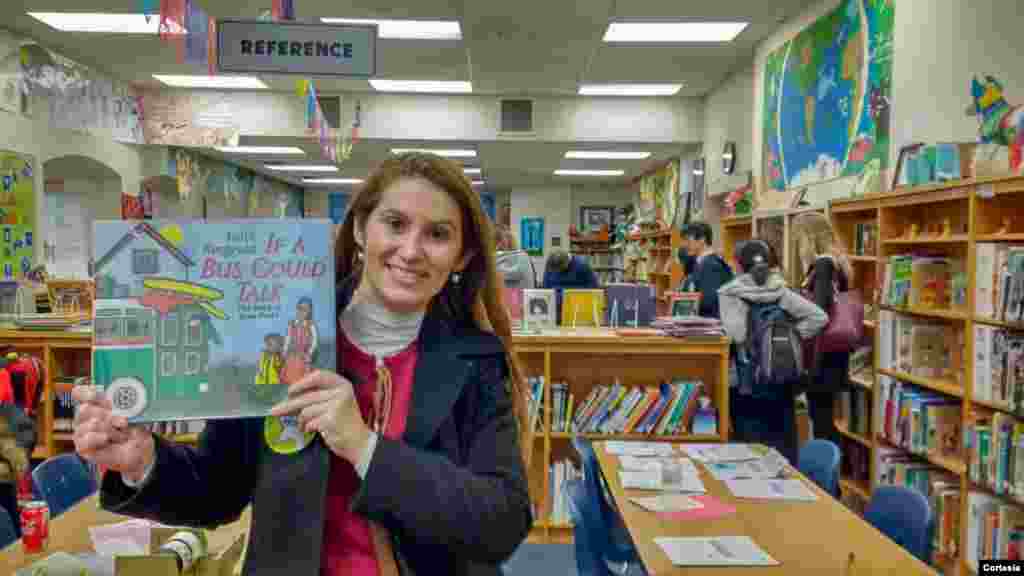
[761,0,894,193]
[0,151,35,279]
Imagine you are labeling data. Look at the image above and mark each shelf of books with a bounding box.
[511,328,730,543]
[624,228,683,315]
[828,175,1024,576]
[719,214,753,267]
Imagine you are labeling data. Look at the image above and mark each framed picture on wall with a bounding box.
[579,206,614,233]
[521,217,545,257]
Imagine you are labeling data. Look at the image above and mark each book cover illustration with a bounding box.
[560,289,605,327]
[91,220,335,422]
[670,292,702,317]
[523,289,556,331]
[606,283,656,328]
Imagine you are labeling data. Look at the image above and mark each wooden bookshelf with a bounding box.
[511,327,730,543]
[825,175,1024,575]
[719,215,753,267]
[0,329,91,460]
[625,228,683,315]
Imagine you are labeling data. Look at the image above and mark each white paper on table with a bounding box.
[680,443,769,463]
[703,451,789,481]
[723,478,819,501]
[618,456,698,475]
[604,441,676,456]
[653,536,780,566]
[630,493,705,513]
[618,468,706,493]
[88,519,157,556]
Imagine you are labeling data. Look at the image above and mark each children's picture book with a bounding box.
[91,220,335,422]
[606,283,656,328]
[503,287,523,331]
[523,289,556,331]
[670,292,702,317]
[561,289,605,327]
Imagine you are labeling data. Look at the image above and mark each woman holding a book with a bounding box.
[72,153,533,576]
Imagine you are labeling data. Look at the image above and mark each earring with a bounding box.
[451,272,462,285]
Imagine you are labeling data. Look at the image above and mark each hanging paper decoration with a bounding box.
[159,0,187,62]
[272,0,295,21]
[183,1,217,73]
[139,0,160,22]
[174,149,209,201]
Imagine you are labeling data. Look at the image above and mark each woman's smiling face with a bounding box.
[356,177,469,314]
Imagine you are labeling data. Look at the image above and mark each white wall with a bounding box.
[702,67,755,192]
[510,186,572,271]
[750,0,1024,206]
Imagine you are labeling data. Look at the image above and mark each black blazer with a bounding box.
[99,283,532,575]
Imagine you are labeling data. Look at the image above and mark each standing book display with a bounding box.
[91,220,336,422]
[669,292,702,317]
[605,283,656,328]
[523,289,556,332]
[561,289,606,328]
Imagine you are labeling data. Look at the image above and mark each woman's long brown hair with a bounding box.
[336,153,533,466]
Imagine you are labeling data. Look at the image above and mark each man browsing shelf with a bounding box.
[678,221,733,319]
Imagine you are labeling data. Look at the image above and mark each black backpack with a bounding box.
[734,300,805,399]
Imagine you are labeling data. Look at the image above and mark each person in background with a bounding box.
[792,211,854,449]
[0,403,34,536]
[677,221,733,318]
[495,225,536,289]
[542,250,599,290]
[72,153,532,576]
[718,240,827,463]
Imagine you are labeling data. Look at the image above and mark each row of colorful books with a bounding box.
[548,458,581,525]
[977,243,1024,321]
[965,411,1024,498]
[852,221,878,257]
[838,386,871,438]
[877,376,962,462]
[503,284,703,332]
[881,254,967,311]
[875,447,960,558]
[973,325,1024,413]
[878,311,965,382]
[571,380,715,436]
[966,492,1024,571]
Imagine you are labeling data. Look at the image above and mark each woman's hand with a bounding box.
[270,370,371,464]
[71,385,155,483]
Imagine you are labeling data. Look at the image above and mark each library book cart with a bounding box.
[511,327,731,544]
[826,174,1024,576]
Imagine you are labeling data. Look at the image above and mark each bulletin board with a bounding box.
[0,151,35,279]
[521,217,545,257]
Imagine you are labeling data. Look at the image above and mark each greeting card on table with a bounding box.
[91,219,336,422]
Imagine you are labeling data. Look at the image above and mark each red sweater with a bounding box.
[321,331,418,576]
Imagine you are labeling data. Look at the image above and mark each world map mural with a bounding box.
[762,0,894,192]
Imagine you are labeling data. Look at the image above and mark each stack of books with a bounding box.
[651,316,725,339]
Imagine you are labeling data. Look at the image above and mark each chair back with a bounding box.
[0,505,16,549]
[31,453,98,518]
[571,437,642,575]
[797,439,841,498]
[864,485,933,563]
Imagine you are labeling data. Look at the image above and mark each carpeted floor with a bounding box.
[502,543,576,575]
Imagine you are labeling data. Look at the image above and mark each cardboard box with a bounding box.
[115,527,245,576]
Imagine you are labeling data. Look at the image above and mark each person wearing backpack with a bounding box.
[677,221,733,318]
[792,212,855,448]
[718,240,827,463]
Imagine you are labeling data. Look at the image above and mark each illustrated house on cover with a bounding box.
[92,222,223,420]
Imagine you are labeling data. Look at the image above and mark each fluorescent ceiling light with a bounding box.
[391,148,477,158]
[565,151,651,160]
[320,18,461,40]
[153,75,268,89]
[471,180,485,186]
[303,178,364,185]
[463,168,482,175]
[265,164,339,173]
[693,168,705,176]
[369,79,472,93]
[26,12,180,34]
[214,146,305,155]
[603,22,748,43]
[554,169,625,177]
[579,84,682,96]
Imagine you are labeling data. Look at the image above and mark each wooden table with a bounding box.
[0,495,250,573]
[594,442,938,575]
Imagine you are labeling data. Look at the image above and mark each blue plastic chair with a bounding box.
[31,454,98,518]
[0,505,16,549]
[570,437,647,576]
[864,485,933,563]
[797,439,841,498]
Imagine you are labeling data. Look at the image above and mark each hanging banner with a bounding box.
[0,151,35,279]
[217,20,377,77]
[137,89,240,148]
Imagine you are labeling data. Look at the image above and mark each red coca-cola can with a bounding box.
[20,500,49,554]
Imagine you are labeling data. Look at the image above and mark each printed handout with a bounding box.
[723,478,819,502]
[653,536,780,567]
[680,443,770,462]
[604,441,676,456]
